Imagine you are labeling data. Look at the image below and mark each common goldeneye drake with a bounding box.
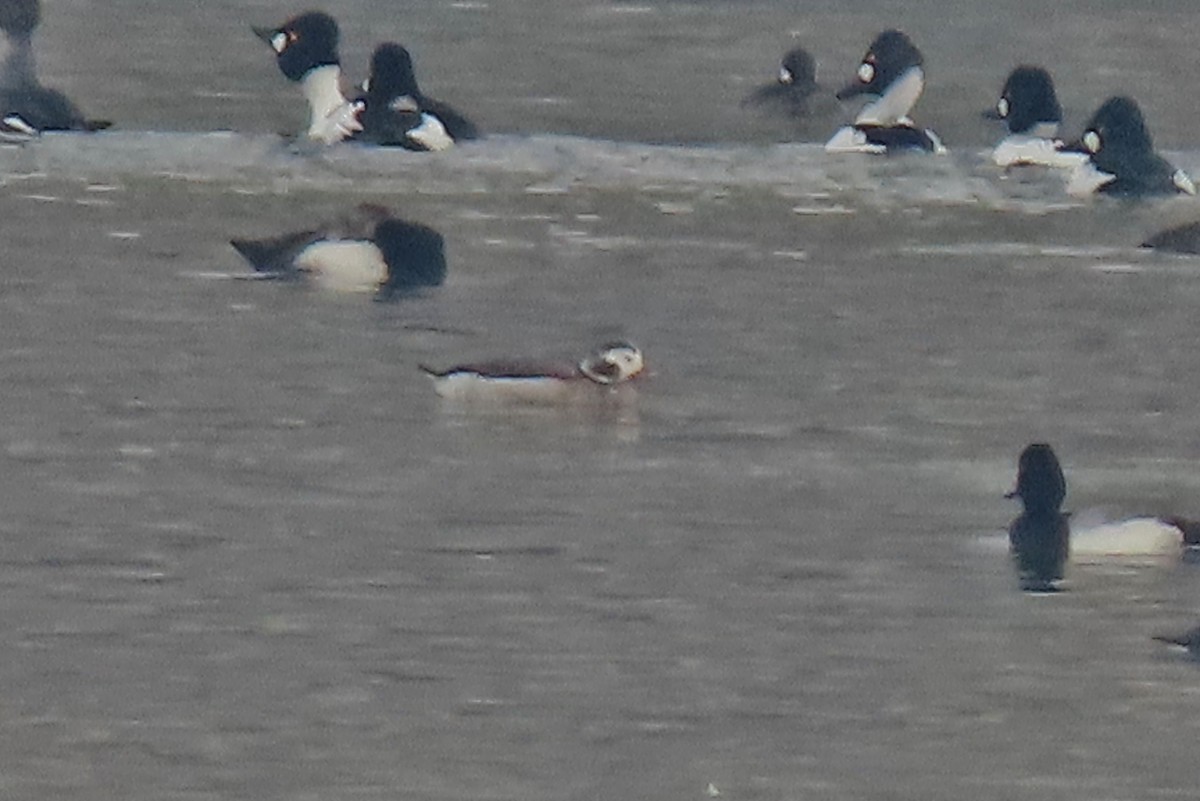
[230,203,446,298]
[1063,96,1195,198]
[825,29,944,154]
[252,11,363,144]
[1005,442,1070,592]
[983,65,1084,169]
[0,0,109,138]
[420,342,646,404]
[356,42,478,151]
[741,46,821,117]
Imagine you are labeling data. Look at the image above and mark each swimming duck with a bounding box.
[1006,442,1070,591]
[983,65,1084,169]
[230,203,446,298]
[1063,96,1195,197]
[252,11,363,144]
[356,42,478,150]
[825,29,944,154]
[0,0,109,137]
[742,46,822,117]
[420,342,646,404]
[1153,624,1200,658]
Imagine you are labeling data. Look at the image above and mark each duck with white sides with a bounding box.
[421,343,646,405]
[229,204,446,298]
[825,29,944,154]
[1062,96,1195,198]
[983,65,1085,169]
[356,43,478,151]
[252,11,363,144]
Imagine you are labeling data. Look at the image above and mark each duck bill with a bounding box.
[251,25,278,46]
[981,107,1003,121]
[1058,138,1089,154]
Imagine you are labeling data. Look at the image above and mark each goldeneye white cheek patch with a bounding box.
[270,32,289,54]
[857,62,875,83]
[1083,130,1101,153]
[779,67,793,84]
[997,97,1009,118]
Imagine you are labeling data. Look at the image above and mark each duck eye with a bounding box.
[270,32,289,54]
[1083,130,1101,153]
[996,97,1009,118]
[857,62,875,83]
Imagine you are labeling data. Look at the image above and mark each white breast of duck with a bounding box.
[301,65,359,144]
[294,239,387,292]
[993,123,1087,168]
[825,67,945,154]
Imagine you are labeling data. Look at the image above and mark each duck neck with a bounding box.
[301,64,348,131]
[854,66,924,127]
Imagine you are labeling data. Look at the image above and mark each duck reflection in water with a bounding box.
[1005,443,1070,592]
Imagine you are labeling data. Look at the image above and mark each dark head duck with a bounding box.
[252,11,361,143]
[0,0,108,136]
[825,29,943,154]
[741,46,821,116]
[984,66,1084,168]
[230,204,445,299]
[1064,96,1195,197]
[1005,443,1070,592]
[358,42,479,150]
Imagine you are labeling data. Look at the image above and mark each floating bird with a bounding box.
[983,65,1084,168]
[420,342,646,404]
[1005,443,1070,591]
[742,46,822,117]
[252,11,362,144]
[0,0,109,137]
[1063,96,1195,197]
[825,29,944,154]
[230,204,445,298]
[356,42,478,150]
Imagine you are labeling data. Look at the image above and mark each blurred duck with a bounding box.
[1005,443,1070,592]
[0,0,109,137]
[825,29,944,154]
[742,46,822,117]
[230,203,446,298]
[983,66,1084,169]
[1142,221,1200,253]
[421,342,645,404]
[1153,624,1200,659]
[356,42,478,150]
[1063,96,1195,197]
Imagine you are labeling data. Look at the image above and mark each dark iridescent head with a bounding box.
[374,217,446,293]
[365,43,421,101]
[1072,95,1155,159]
[0,0,40,37]
[1006,443,1066,516]
[985,66,1062,134]
[836,29,923,101]
[252,11,340,82]
[779,47,817,88]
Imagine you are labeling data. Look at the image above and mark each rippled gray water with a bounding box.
[5,1,1200,799]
